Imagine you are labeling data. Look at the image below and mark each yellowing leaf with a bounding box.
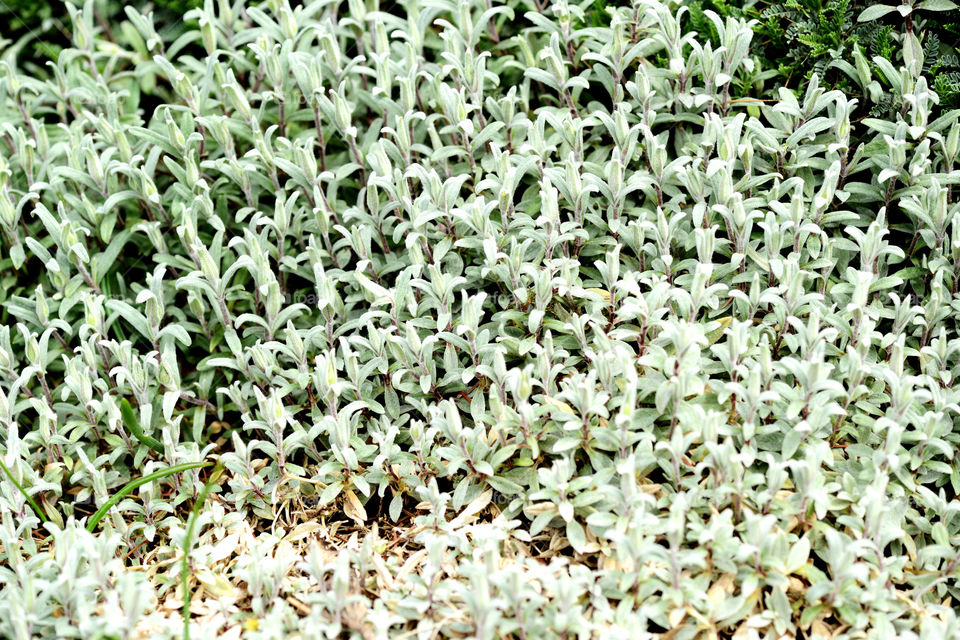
[585,287,611,301]
[706,316,733,346]
[195,567,235,597]
[542,396,576,414]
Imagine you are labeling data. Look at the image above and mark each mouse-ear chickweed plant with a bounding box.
[1,0,960,637]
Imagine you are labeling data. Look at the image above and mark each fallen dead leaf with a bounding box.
[343,490,367,525]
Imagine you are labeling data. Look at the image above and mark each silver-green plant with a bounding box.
[0,0,959,638]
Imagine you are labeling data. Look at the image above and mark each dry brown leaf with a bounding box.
[732,621,758,639]
[524,502,556,517]
[708,573,736,609]
[220,625,242,640]
[638,483,661,494]
[396,548,428,582]
[809,620,832,639]
[286,595,312,615]
[788,577,806,598]
[343,490,367,525]
[371,550,396,591]
[343,601,375,640]
[667,606,686,628]
[209,532,241,563]
[284,522,323,542]
[449,490,492,528]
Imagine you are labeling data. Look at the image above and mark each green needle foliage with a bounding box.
[85,461,211,532]
[120,398,166,454]
[181,461,224,640]
[0,457,47,523]
[0,0,958,638]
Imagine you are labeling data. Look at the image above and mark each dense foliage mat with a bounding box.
[1,0,960,638]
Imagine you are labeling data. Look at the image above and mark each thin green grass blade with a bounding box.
[120,398,165,453]
[0,456,48,523]
[86,461,210,532]
[182,460,224,640]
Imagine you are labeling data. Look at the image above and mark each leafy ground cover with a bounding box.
[1,0,960,638]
